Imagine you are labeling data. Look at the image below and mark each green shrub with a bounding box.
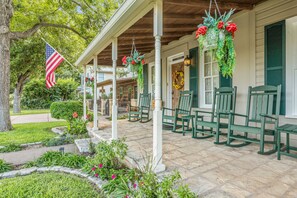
[50,101,83,120]
[26,151,87,169]
[42,135,75,147]
[67,118,88,135]
[21,78,78,109]
[0,159,12,173]
[84,139,196,198]
[0,143,22,153]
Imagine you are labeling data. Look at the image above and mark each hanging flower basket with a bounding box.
[122,41,145,88]
[196,2,237,78]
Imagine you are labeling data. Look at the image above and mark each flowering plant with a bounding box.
[122,49,145,88]
[196,9,237,77]
[67,111,88,135]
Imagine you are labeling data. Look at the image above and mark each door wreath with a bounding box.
[173,71,184,90]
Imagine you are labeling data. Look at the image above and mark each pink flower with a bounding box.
[111,174,116,180]
[195,28,200,38]
[125,195,130,198]
[98,164,103,168]
[94,173,99,177]
[131,60,136,65]
[91,167,96,171]
[72,112,78,118]
[133,183,137,189]
[197,26,208,36]
[141,59,145,65]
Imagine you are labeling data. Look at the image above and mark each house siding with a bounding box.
[255,0,297,85]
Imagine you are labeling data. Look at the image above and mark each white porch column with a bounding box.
[112,38,118,139]
[93,56,99,131]
[153,0,165,172]
[83,65,87,120]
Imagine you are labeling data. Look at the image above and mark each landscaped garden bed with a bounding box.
[0,138,197,197]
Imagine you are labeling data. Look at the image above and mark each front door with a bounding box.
[171,62,184,109]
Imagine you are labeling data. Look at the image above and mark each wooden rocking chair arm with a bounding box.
[259,114,278,120]
[229,112,248,118]
[163,107,175,112]
[194,110,213,116]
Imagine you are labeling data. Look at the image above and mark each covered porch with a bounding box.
[76,0,266,172]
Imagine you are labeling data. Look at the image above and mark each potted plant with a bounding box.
[122,42,145,88]
[196,8,237,77]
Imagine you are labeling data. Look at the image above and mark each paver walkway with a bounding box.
[0,144,76,165]
[92,117,297,198]
[11,113,60,124]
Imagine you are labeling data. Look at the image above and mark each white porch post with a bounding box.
[93,56,99,131]
[83,65,87,120]
[153,0,165,172]
[112,38,118,139]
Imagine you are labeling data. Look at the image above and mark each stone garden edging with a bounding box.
[0,166,106,188]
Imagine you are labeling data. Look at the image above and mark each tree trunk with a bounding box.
[13,79,24,113]
[0,1,13,131]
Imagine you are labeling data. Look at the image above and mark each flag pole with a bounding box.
[40,37,77,68]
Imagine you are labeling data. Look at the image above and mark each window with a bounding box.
[97,73,104,82]
[201,50,219,107]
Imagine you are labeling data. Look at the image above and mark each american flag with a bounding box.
[45,43,64,88]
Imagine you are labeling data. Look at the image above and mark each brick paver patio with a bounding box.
[93,117,297,197]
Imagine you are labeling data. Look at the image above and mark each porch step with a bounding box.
[74,138,99,153]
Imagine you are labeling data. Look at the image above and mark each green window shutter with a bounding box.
[219,74,232,87]
[189,47,199,108]
[143,64,148,94]
[265,20,286,115]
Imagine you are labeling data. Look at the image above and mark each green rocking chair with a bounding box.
[162,90,193,132]
[226,85,281,155]
[194,86,237,144]
[128,93,151,123]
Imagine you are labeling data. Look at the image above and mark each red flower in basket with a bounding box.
[72,112,78,118]
[226,22,237,37]
[198,26,208,36]
[217,21,224,29]
[141,59,145,65]
[85,77,88,82]
[131,60,136,65]
[195,28,200,38]
[122,56,127,65]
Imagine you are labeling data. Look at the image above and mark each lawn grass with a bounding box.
[0,172,101,198]
[10,109,50,116]
[0,121,67,146]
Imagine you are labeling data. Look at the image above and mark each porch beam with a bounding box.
[93,56,99,131]
[153,0,165,173]
[165,0,253,10]
[111,38,118,140]
[143,13,202,20]
[83,65,87,120]
[130,24,195,31]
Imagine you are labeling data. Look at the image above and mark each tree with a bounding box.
[10,37,44,113]
[0,0,123,131]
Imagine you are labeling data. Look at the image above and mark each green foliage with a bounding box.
[67,118,88,135]
[86,112,94,122]
[50,101,83,120]
[0,172,101,198]
[83,139,196,197]
[0,121,66,146]
[26,151,87,169]
[0,143,22,153]
[42,135,75,147]
[83,139,128,179]
[21,79,78,109]
[0,159,13,173]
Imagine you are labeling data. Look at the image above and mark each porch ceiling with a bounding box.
[88,0,264,66]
